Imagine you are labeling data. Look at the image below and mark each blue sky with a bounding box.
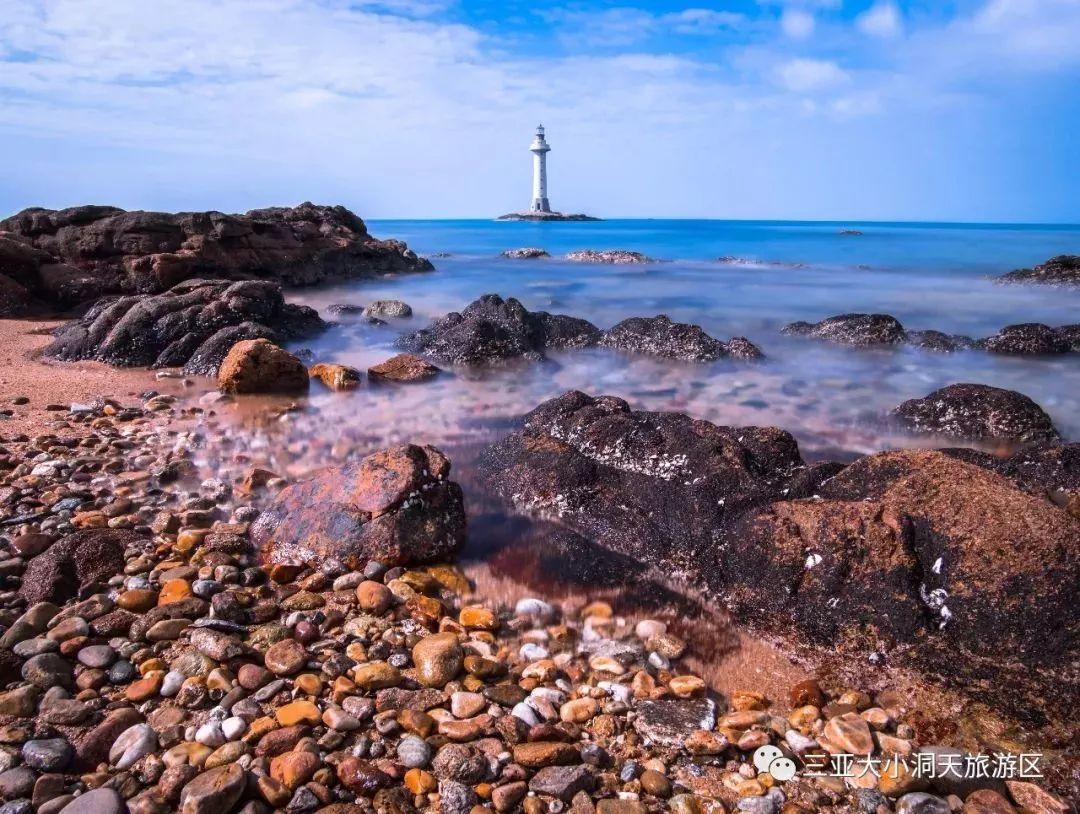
[0,0,1077,222]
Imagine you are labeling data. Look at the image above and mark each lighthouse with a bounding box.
[497,125,596,220]
[529,124,551,213]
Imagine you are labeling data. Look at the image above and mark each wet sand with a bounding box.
[0,318,177,435]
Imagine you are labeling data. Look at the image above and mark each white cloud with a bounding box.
[780,8,815,39]
[775,58,850,92]
[662,8,745,34]
[856,2,902,38]
[540,6,744,46]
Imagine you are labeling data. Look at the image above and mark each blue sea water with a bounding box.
[188,218,1080,618]
[285,219,1079,455]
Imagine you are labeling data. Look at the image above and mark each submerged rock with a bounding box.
[0,202,432,313]
[905,330,975,353]
[978,323,1073,355]
[217,339,310,395]
[309,362,362,391]
[782,313,907,346]
[363,300,412,319]
[891,383,1059,444]
[252,444,466,568]
[502,248,550,259]
[998,254,1080,286]
[45,279,325,375]
[600,315,763,362]
[396,294,601,365]
[564,250,652,264]
[368,354,442,383]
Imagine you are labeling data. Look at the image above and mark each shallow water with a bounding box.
[289,218,1080,453]
[186,219,1078,722]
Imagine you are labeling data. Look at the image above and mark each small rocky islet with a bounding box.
[0,208,1077,811]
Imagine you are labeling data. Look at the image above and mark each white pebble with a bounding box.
[160,670,185,697]
[195,719,226,747]
[511,702,540,726]
[222,717,247,740]
[519,643,548,661]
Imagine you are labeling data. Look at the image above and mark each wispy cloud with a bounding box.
[775,58,850,92]
[856,2,902,38]
[0,0,1077,220]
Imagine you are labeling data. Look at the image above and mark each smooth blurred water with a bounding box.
[282,219,1079,454]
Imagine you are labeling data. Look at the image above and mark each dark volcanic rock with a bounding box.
[891,383,1059,444]
[478,391,812,566]
[44,279,325,375]
[0,202,432,312]
[632,698,717,747]
[599,315,763,362]
[905,330,975,353]
[979,323,1072,355]
[252,444,466,569]
[19,529,140,605]
[396,294,600,366]
[725,450,1079,666]
[998,255,1080,286]
[782,313,907,346]
[941,443,1080,505]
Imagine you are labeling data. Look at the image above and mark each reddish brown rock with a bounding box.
[217,339,309,395]
[722,450,1079,667]
[367,354,442,383]
[309,362,362,391]
[251,444,466,569]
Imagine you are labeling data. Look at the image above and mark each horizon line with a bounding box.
[365,216,1080,228]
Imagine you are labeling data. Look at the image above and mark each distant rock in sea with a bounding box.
[0,202,432,316]
[564,249,653,264]
[496,212,600,222]
[784,312,1080,356]
[997,254,1080,286]
[501,248,550,259]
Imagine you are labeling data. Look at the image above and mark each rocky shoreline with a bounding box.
[0,389,1075,814]
[0,213,1077,814]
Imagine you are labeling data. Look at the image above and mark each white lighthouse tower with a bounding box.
[529,124,552,213]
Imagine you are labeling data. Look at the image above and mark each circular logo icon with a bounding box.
[768,756,798,781]
[752,745,783,774]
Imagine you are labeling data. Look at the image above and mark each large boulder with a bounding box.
[891,383,1059,444]
[396,294,600,366]
[997,255,1080,286]
[978,323,1074,355]
[782,313,907,346]
[217,339,310,394]
[19,529,140,605]
[722,450,1079,667]
[45,278,325,375]
[0,202,432,311]
[478,391,818,565]
[251,444,466,569]
[599,315,763,362]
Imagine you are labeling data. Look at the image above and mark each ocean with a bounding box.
[287,218,1080,454]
